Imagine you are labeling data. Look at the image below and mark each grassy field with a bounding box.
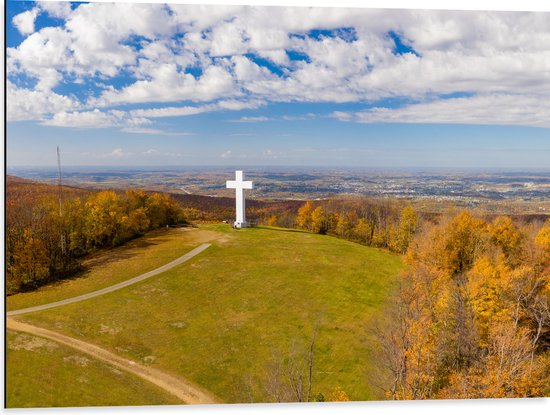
[6,331,181,408]
[11,224,402,404]
[7,226,223,311]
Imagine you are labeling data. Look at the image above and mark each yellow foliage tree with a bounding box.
[310,206,326,234]
[296,201,313,230]
[397,206,418,254]
[266,215,278,227]
[329,386,350,402]
[489,216,524,265]
[535,218,550,264]
[10,228,50,290]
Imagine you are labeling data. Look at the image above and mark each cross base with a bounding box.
[234,221,249,229]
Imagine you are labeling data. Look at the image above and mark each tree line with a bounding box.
[286,198,420,254]
[6,189,185,294]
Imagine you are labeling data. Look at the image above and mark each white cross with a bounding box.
[226,170,253,228]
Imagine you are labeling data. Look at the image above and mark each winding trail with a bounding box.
[7,242,218,404]
[8,243,211,316]
[7,318,218,404]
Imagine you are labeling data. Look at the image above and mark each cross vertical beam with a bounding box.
[226,170,253,228]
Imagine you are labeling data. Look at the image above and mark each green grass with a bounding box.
[6,331,181,408]
[7,226,223,311]
[14,224,403,404]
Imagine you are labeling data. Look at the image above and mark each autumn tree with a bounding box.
[353,217,374,245]
[310,206,326,234]
[397,206,418,254]
[9,228,50,292]
[296,201,314,230]
[535,218,550,263]
[489,216,524,266]
[266,215,278,227]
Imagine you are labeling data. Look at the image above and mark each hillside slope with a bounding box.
[9,225,402,404]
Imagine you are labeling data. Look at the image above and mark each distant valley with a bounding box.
[8,166,550,215]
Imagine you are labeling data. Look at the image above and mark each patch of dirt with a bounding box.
[64,355,90,367]
[77,375,89,383]
[99,324,121,335]
[143,355,156,364]
[169,321,187,329]
[134,286,167,296]
[8,333,59,352]
[179,228,232,245]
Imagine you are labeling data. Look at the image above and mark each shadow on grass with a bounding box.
[250,225,311,234]
[16,230,177,295]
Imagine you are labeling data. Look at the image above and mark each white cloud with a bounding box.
[108,148,125,158]
[334,94,550,128]
[42,109,150,129]
[230,116,272,123]
[38,2,73,19]
[217,99,265,111]
[95,64,238,106]
[7,81,78,121]
[230,113,316,122]
[121,128,194,136]
[221,150,232,158]
[281,113,316,121]
[6,3,550,129]
[12,8,39,35]
[131,105,214,118]
[130,100,265,118]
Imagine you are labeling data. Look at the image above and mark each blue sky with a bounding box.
[6,1,550,168]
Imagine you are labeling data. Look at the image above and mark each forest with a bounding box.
[379,212,550,399]
[6,177,184,294]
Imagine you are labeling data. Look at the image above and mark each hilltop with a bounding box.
[7,224,402,405]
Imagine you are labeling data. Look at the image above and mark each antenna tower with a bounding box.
[57,146,66,255]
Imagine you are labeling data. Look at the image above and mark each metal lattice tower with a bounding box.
[57,146,66,255]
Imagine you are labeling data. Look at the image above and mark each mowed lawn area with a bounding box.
[7,226,223,311]
[6,331,181,408]
[11,224,402,404]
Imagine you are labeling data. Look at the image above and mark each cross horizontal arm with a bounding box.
[226,180,253,189]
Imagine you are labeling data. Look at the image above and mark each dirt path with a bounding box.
[8,243,211,317]
[7,318,219,405]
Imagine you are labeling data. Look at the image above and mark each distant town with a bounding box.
[8,165,549,215]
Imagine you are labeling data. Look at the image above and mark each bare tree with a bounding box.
[263,321,320,403]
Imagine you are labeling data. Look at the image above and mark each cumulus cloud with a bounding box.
[94,64,238,106]
[6,3,550,129]
[38,2,73,19]
[42,109,150,129]
[7,81,78,121]
[12,8,39,35]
